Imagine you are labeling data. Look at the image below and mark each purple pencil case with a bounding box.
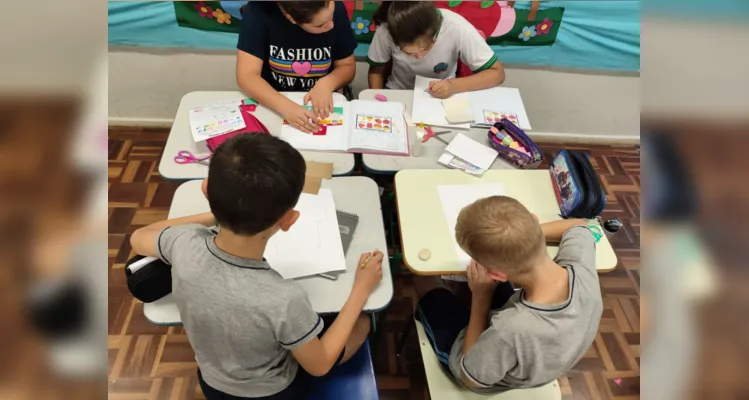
[486,119,543,169]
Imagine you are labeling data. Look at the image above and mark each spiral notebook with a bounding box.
[318,210,359,280]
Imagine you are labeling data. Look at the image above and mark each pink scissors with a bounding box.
[174,150,211,165]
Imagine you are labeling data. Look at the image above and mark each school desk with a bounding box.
[358,89,519,174]
[143,177,393,325]
[158,91,355,180]
[394,169,618,275]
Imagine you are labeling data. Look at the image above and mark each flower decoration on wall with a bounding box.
[519,25,536,41]
[194,2,214,18]
[351,17,371,35]
[536,17,553,35]
[212,8,232,24]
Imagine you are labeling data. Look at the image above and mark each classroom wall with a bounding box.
[108,48,641,142]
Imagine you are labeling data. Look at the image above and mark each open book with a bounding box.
[278,93,409,156]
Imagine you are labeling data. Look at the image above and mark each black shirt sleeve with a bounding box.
[331,2,357,61]
[237,2,269,60]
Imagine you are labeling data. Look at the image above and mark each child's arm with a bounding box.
[368,65,387,89]
[540,219,588,243]
[304,55,356,118]
[366,24,394,89]
[449,62,505,93]
[460,261,494,388]
[290,251,384,376]
[129,213,215,258]
[428,16,505,98]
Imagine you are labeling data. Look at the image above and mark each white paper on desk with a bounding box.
[264,189,347,279]
[277,92,350,151]
[444,133,498,171]
[468,86,532,130]
[189,100,245,142]
[437,183,506,269]
[412,76,470,130]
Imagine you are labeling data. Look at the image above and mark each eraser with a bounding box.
[489,126,499,134]
[375,94,388,102]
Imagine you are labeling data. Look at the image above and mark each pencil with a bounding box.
[359,250,378,269]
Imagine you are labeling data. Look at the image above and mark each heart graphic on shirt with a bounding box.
[291,61,312,77]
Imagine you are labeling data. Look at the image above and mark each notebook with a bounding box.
[264,188,347,279]
[318,210,360,280]
[411,75,471,130]
[438,133,498,176]
[188,100,246,142]
[278,93,409,156]
[437,183,507,269]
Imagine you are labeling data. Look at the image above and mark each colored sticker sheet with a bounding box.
[355,114,393,133]
[482,110,519,125]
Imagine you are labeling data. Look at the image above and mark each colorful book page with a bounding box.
[482,110,519,125]
[355,114,393,133]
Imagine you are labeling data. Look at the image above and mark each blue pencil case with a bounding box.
[550,149,606,218]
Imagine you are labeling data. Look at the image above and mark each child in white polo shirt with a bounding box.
[367,1,505,98]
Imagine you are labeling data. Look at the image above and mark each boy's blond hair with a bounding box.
[455,196,545,274]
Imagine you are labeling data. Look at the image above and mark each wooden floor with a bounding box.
[108,127,641,399]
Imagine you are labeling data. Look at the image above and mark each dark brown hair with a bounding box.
[207,133,306,235]
[278,1,330,24]
[372,1,441,46]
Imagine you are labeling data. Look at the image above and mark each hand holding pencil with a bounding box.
[353,250,384,293]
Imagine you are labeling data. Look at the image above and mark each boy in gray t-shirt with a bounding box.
[130,134,384,399]
[414,196,603,393]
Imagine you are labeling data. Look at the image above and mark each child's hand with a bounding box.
[282,104,320,134]
[466,260,497,299]
[304,84,335,120]
[428,79,454,99]
[353,251,384,294]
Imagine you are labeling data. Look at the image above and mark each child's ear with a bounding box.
[486,269,508,282]
[278,210,300,232]
[201,178,208,199]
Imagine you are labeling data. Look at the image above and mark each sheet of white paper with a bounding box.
[277,92,349,151]
[264,189,347,279]
[437,183,507,269]
[444,133,498,171]
[468,86,532,130]
[347,100,408,154]
[189,100,245,142]
[412,76,471,130]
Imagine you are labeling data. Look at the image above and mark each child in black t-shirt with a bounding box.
[236,1,357,134]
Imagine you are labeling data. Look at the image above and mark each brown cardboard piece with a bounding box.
[302,161,334,194]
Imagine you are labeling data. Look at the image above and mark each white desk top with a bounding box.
[394,169,618,275]
[159,91,355,180]
[144,177,393,325]
[359,89,516,173]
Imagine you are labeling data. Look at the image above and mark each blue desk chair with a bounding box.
[305,339,378,400]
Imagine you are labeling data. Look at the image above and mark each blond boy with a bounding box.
[414,196,602,393]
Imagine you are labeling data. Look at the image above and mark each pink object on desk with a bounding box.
[375,94,388,102]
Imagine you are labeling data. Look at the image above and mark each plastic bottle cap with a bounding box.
[418,249,432,261]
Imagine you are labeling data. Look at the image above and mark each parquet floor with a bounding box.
[108,127,641,399]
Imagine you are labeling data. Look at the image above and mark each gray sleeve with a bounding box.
[275,286,323,349]
[554,226,597,273]
[460,330,516,388]
[155,225,200,264]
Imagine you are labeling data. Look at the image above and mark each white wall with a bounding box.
[109,47,640,142]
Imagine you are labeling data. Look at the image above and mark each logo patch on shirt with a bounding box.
[433,62,449,74]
